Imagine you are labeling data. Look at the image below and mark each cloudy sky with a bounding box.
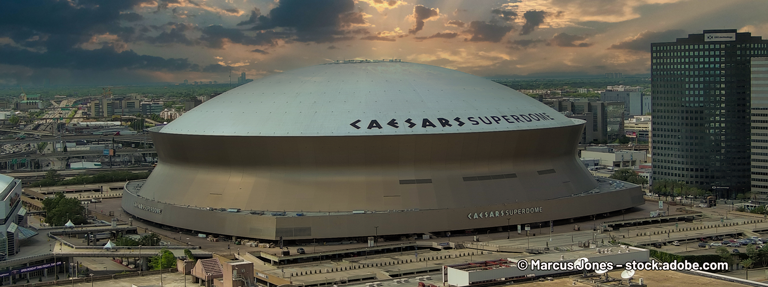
[1,0,768,85]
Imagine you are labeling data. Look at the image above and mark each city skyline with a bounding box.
[1,0,768,85]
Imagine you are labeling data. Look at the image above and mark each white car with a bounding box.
[710,242,723,247]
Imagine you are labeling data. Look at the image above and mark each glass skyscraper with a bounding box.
[651,29,768,197]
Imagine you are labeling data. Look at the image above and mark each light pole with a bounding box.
[90,273,94,287]
[507,218,511,239]
[374,226,379,247]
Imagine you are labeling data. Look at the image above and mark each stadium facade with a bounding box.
[122,61,644,240]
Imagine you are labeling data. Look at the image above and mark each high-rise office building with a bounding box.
[752,57,768,204]
[651,29,768,196]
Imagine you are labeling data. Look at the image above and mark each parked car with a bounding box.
[721,241,730,245]
[729,243,741,247]
[672,241,680,246]
[297,248,306,254]
[733,249,740,254]
[710,242,722,247]
[698,242,708,248]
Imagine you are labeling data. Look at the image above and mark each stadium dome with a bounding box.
[123,61,644,241]
[160,61,577,136]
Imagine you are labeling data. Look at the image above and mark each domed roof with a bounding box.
[160,61,578,136]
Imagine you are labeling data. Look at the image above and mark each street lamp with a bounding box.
[507,218,511,239]
[374,226,379,247]
[90,273,94,287]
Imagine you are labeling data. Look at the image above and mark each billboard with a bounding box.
[705,33,735,42]
[625,131,637,138]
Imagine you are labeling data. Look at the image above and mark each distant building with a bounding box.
[237,72,253,85]
[15,100,42,111]
[89,95,140,118]
[159,108,180,120]
[545,99,625,143]
[752,57,768,205]
[213,81,218,84]
[651,29,768,194]
[141,101,164,116]
[605,73,623,78]
[582,147,648,168]
[600,86,650,118]
[184,98,203,111]
[624,115,652,141]
[183,79,188,85]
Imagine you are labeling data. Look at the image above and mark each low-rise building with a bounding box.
[581,147,647,168]
[0,174,35,261]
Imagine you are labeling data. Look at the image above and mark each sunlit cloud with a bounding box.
[358,0,408,13]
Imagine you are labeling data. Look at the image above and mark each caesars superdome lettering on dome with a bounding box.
[350,113,556,130]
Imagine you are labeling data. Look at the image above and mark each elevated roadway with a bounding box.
[0,135,151,145]
[0,149,156,160]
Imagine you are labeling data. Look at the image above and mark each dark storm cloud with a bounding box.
[237,8,263,26]
[547,33,592,47]
[202,64,232,73]
[0,45,197,71]
[245,0,361,43]
[446,20,465,28]
[414,32,458,40]
[199,25,283,48]
[0,0,152,51]
[609,29,687,52]
[120,12,144,22]
[251,49,269,54]
[409,5,440,34]
[463,21,513,43]
[143,23,197,46]
[520,10,547,35]
[507,39,546,49]
[491,8,517,22]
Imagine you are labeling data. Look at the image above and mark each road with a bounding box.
[0,149,156,160]
[7,167,153,177]
[0,135,151,145]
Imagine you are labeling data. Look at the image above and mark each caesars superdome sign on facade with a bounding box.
[351,112,557,130]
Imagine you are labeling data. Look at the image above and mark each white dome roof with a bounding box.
[160,62,578,136]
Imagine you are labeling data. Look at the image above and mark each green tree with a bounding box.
[149,249,177,270]
[758,245,768,267]
[747,244,759,263]
[716,246,733,270]
[114,236,140,246]
[609,169,648,186]
[184,249,196,261]
[616,135,631,144]
[743,258,754,280]
[37,142,47,153]
[139,232,162,246]
[41,193,86,226]
[8,115,19,125]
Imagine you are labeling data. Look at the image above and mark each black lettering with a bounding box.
[491,116,502,124]
[387,119,399,128]
[367,120,383,129]
[479,117,492,125]
[542,112,554,120]
[405,118,416,128]
[350,119,361,129]
[520,115,532,122]
[454,117,466,126]
[510,115,522,123]
[468,117,479,125]
[528,114,541,121]
[502,115,514,123]
[422,118,437,128]
[437,118,452,127]
[532,113,546,121]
